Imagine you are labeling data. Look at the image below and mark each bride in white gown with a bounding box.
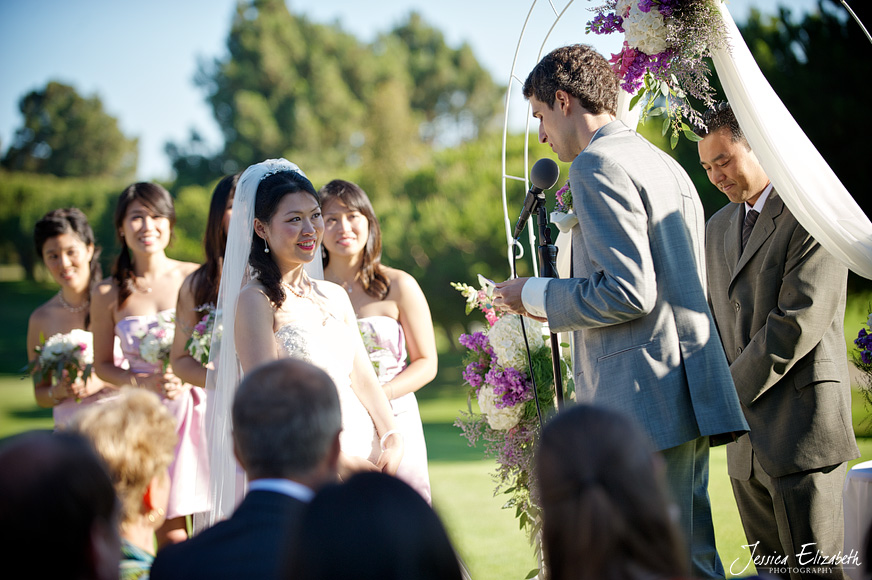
[202,159,403,525]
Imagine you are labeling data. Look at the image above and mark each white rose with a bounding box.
[624,4,669,55]
[488,315,545,371]
[477,385,524,431]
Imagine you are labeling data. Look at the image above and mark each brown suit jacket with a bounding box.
[705,191,858,479]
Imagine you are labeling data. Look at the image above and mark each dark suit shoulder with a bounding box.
[150,491,306,580]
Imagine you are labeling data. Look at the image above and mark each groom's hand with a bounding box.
[494,278,546,322]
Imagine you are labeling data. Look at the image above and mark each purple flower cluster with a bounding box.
[589,11,623,35]
[460,331,495,388]
[856,328,872,364]
[612,46,674,93]
[485,366,532,409]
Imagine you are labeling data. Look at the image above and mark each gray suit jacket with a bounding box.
[545,120,748,451]
[706,191,859,478]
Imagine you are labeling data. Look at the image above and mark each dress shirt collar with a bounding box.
[745,182,773,215]
[248,478,315,503]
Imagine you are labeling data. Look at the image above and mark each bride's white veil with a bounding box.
[197,158,323,530]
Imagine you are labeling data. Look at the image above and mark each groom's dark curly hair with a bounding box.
[523,44,618,116]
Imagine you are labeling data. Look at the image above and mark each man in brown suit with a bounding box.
[699,103,859,579]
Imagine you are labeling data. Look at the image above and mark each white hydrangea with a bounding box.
[624,3,669,55]
[616,0,634,17]
[477,385,524,431]
[40,329,93,367]
[488,315,545,371]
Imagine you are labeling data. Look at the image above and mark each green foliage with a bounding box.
[0,170,211,279]
[0,170,124,278]
[2,81,138,180]
[170,0,503,185]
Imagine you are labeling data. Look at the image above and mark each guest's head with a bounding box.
[69,389,177,539]
[523,44,618,117]
[0,431,121,580]
[319,179,390,300]
[536,405,686,580]
[248,169,320,308]
[232,358,341,485]
[291,472,463,580]
[113,182,176,306]
[191,173,240,308]
[697,102,769,205]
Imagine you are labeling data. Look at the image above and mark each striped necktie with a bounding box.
[741,209,759,253]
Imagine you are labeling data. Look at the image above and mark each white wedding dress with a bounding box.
[274,315,380,462]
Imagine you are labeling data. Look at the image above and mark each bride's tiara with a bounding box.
[257,158,307,181]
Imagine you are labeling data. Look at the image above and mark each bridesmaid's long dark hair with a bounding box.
[318,180,390,301]
[190,174,239,309]
[113,182,176,308]
[250,171,319,309]
[34,207,102,328]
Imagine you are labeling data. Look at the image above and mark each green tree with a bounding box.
[168,0,504,185]
[2,81,138,180]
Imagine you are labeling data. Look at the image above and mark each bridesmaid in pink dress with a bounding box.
[26,208,118,427]
[170,173,239,388]
[320,179,437,502]
[91,182,207,547]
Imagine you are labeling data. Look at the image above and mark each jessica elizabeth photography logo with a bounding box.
[729,541,862,577]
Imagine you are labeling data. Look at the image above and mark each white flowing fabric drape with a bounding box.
[712,2,872,279]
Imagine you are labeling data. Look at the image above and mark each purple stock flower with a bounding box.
[463,362,486,388]
[485,366,532,408]
[459,331,492,355]
[590,12,624,35]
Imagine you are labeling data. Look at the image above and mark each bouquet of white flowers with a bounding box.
[185,306,220,366]
[25,329,94,387]
[138,312,175,372]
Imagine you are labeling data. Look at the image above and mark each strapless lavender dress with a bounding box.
[359,316,432,503]
[115,309,210,518]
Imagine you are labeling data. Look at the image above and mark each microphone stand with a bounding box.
[531,196,565,412]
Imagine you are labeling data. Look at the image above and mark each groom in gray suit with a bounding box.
[495,44,748,578]
[699,103,859,579]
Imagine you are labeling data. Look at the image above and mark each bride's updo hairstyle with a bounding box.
[249,170,319,309]
[113,182,176,307]
[319,180,390,301]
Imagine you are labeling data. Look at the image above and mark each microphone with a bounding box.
[512,158,560,239]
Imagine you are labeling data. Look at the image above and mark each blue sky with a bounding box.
[0,0,820,180]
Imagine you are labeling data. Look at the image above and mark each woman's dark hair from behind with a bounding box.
[290,472,463,580]
[34,207,103,327]
[249,170,318,309]
[113,182,176,308]
[190,173,239,309]
[536,405,687,580]
[0,431,119,580]
[319,179,390,300]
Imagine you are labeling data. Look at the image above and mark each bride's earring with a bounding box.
[264,239,270,254]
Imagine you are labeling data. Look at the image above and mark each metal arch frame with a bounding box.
[500,0,576,275]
